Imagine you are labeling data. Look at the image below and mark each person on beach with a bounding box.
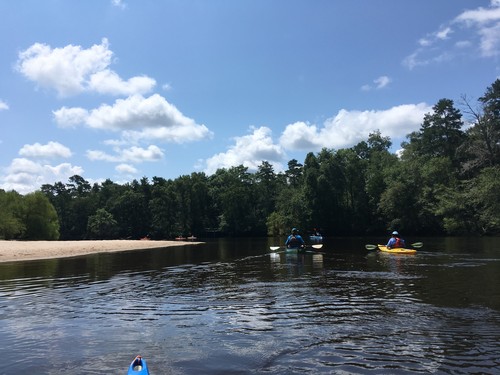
[386,231,406,249]
[285,228,305,249]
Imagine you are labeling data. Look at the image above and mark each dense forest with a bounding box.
[2,79,500,240]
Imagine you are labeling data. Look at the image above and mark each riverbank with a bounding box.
[0,239,203,263]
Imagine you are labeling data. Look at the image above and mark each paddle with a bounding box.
[270,244,323,251]
[365,242,423,250]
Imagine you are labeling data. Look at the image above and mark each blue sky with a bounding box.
[1,0,499,194]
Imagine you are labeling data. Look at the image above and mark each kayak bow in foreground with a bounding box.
[127,355,150,375]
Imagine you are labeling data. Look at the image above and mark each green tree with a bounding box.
[87,208,119,239]
[188,172,213,236]
[150,179,179,238]
[285,159,303,187]
[254,161,279,233]
[467,166,500,234]
[110,188,150,239]
[462,79,500,174]
[273,184,307,234]
[23,191,60,240]
[209,166,255,235]
[360,131,397,233]
[0,190,25,239]
[404,98,464,170]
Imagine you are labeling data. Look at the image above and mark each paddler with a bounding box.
[285,228,305,249]
[386,231,406,249]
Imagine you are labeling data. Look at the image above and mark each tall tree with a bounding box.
[462,79,500,174]
[360,132,397,233]
[0,190,25,239]
[404,98,464,170]
[150,179,180,239]
[209,166,255,235]
[285,159,303,187]
[254,161,278,234]
[23,191,60,240]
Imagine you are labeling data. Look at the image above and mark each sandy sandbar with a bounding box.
[0,239,203,263]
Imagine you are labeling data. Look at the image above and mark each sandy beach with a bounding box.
[0,239,203,263]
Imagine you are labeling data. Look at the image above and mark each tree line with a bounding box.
[1,79,500,240]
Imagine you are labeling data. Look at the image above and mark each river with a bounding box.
[0,237,499,374]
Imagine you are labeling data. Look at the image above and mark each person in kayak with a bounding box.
[285,228,305,249]
[386,231,406,249]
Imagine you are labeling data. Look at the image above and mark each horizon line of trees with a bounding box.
[1,79,500,240]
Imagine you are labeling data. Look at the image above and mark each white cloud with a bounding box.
[86,145,164,163]
[404,2,500,69]
[280,103,431,151]
[0,158,83,195]
[52,107,89,128]
[203,104,431,175]
[54,94,212,143]
[374,76,391,89]
[111,0,126,9]
[0,100,8,110]
[279,121,322,150]
[436,27,453,40]
[88,70,156,96]
[19,141,72,159]
[116,164,138,174]
[16,38,155,97]
[362,75,392,91]
[454,3,500,57]
[204,126,286,175]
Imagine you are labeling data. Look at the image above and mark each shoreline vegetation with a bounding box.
[0,239,204,263]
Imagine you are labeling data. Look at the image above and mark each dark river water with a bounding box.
[0,237,499,374]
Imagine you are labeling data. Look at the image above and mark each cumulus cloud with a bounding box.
[202,104,430,175]
[0,158,83,195]
[88,70,155,96]
[403,1,500,69]
[280,103,431,151]
[54,94,212,143]
[19,141,72,159]
[0,100,8,110]
[86,145,164,163]
[16,38,155,97]
[0,141,79,194]
[52,107,89,128]
[116,163,138,174]
[204,126,286,175]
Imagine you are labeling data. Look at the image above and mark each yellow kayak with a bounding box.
[377,245,417,254]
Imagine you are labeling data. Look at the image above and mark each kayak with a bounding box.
[377,245,417,255]
[309,235,323,242]
[127,356,150,375]
[284,246,307,254]
[269,244,323,253]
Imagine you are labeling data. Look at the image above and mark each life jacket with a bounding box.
[393,237,404,248]
[288,235,300,248]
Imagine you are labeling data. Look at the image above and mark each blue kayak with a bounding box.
[285,246,306,254]
[309,235,323,242]
[127,356,150,375]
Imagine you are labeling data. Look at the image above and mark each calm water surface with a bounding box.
[1,237,499,374]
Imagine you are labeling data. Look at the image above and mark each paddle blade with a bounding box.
[270,246,281,251]
[311,244,323,249]
[411,242,423,248]
[365,244,377,250]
